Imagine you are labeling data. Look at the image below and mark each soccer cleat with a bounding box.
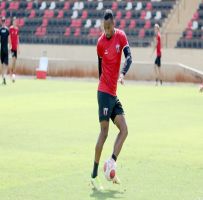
[91,176,104,191]
[112,175,121,184]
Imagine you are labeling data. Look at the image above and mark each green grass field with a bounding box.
[0,79,203,200]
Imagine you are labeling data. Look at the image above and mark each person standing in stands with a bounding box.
[0,17,10,85]
[152,24,162,86]
[9,17,19,83]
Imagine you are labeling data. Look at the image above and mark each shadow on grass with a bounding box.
[90,189,124,200]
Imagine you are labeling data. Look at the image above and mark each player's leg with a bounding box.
[91,91,113,190]
[157,56,162,85]
[91,120,109,190]
[92,120,109,178]
[11,50,17,82]
[113,114,128,160]
[1,52,8,85]
[154,57,159,85]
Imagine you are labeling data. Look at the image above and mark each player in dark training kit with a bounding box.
[0,17,10,85]
[91,9,132,190]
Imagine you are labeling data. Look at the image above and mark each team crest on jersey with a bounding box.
[116,44,120,53]
[103,108,108,116]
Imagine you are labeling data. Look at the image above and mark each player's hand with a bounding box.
[118,73,125,85]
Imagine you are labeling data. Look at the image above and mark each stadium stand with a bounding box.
[0,0,176,47]
[177,1,203,48]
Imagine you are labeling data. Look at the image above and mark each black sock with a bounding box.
[91,161,99,178]
[112,154,117,162]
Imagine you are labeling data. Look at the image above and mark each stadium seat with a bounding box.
[135,2,142,11]
[139,28,145,38]
[111,2,118,11]
[125,2,132,11]
[129,19,136,29]
[49,1,56,10]
[125,11,132,20]
[84,19,92,28]
[81,10,88,19]
[63,2,70,10]
[57,10,64,19]
[94,19,101,28]
[119,19,126,29]
[40,1,47,10]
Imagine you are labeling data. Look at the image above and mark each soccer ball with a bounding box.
[103,159,116,181]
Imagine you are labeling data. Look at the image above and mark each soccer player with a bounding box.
[9,17,19,83]
[0,17,10,85]
[91,9,132,190]
[153,24,162,86]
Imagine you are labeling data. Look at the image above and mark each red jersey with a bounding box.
[156,32,161,56]
[9,26,19,51]
[97,28,128,96]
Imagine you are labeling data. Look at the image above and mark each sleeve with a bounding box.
[97,39,103,58]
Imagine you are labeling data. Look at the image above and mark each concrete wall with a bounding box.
[10,45,203,82]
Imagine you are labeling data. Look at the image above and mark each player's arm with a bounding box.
[17,29,20,54]
[98,56,102,79]
[119,46,132,84]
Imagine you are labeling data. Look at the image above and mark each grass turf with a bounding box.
[0,79,203,200]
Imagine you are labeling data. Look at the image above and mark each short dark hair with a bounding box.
[104,9,114,20]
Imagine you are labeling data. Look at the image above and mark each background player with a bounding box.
[153,24,162,86]
[91,9,132,190]
[9,17,19,83]
[0,17,10,85]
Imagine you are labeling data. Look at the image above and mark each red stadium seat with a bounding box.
[119,19,126,29]
[29,10,36,19]
[74,28,81,37]
[129,19,136,29]
[57,10,64,19]
[139,28,145,38]
[42,18,48,27]
[146,2,152,11]
[70,19,82,28]
[192,11,199,20]
[125,11,132,20]
[64,27,71,37]
[16,18,25,27]
[35,26,46,36]
[115,10,122,20]
[187,20,192,30]
[186,30,193,39]
[89,28,101,37]
[44,10,54,19]
[1,10,6,17]
[63,2,70,10]
[112,2,118,11]
[140,10,146,20]
[81,10,88,20]
[0,1,6,10]
[8,1,19,10]
[144,20,151,29]
[26,2,33,10]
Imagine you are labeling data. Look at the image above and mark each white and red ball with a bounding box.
[103,159,116,181]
